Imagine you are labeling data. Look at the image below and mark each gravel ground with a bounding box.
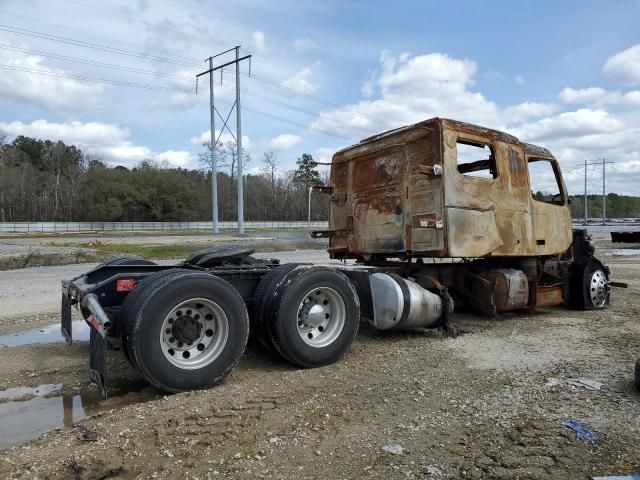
[0,233,638,479]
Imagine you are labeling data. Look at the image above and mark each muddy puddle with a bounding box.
[0,379,159,449]
[0,320,89,348]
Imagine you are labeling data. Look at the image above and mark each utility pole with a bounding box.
[196,47,251,236]
[584,159,588,225]
[576,159,614,227]
[208,56,218,234]
[235,47,244,235]
[602,158,606,226]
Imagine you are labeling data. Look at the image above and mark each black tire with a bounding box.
[568,259,610,310]
[251,263,300,353]
[119,269,192,369]
[635,358,640,392]
[121,271,249,392]
[264,266,360,368]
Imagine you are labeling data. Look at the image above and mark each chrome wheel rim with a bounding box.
[589,269,609,307]
[296,287,346,348]
[159,297,228,369]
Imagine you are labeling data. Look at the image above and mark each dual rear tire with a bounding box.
[120,270,249,392]
[119,265,360,393]
[253,266,360,368]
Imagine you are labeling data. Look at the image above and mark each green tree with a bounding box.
[292,153,322,191]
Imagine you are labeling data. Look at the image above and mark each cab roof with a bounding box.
[338,117,554,159]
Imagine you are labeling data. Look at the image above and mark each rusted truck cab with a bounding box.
[313,117,610,315]
[319,118,572,261]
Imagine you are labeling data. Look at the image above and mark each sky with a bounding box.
[0,0,639,196]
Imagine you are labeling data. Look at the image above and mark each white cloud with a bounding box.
[0,38,103,111]
[603,43,640,85]
[268,134,301,151]
[155,150,195,168]
[282,66,318,94]
[252,31,267,54]
[293,38,315,51]
[515,74,525,85]
[512,108,622,142]
[504,101,558,123]
[313,147,337,165]
[148,92,207,110]
[559,86,640,107]
[0,119,192,168]
[310,51,501,137]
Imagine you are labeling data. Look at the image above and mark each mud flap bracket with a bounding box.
[61,292,73,344]
[89,327,107,399]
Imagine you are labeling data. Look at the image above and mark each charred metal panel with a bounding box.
[442,124,536,257]
[325,117,573,260]
[406,129,445,253]
[447,208,502,257]
[535,284,564,308]
[526,155,573,256]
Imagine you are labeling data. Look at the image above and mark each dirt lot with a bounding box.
[0,232,639,479]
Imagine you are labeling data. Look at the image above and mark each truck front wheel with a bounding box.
[121,271,249,392]
[569,259,610,310]
[264,267,360,368]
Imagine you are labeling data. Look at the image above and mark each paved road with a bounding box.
[0,250,336,320]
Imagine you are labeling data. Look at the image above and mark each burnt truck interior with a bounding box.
[61,117,621,397]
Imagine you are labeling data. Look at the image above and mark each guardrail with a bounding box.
[0,221,329,233]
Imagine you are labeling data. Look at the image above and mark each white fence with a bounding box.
[0,221,329,233]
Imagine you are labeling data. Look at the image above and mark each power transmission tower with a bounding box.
[196,46,251,235]
[576,159,614,226]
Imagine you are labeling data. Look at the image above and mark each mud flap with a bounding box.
[89,326,107,399]
[61,293,73,344]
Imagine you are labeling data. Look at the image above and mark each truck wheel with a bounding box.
[583,263,610,309]
[569,260,609,310]
[121,271,249,392]
[265,266,360,368]
[635,358,640,392]
[251,263,300,353]
[119,269,192,369]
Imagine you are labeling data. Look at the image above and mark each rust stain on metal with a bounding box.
[319,117,573,261]
[535,284,564,308]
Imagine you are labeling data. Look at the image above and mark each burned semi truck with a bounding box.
[61,118,612,396]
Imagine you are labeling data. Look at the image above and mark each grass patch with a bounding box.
[89,242,202,260]
[0,251,102,271]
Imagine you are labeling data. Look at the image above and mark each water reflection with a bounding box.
[0,320,89,348]
[0,380,157,449]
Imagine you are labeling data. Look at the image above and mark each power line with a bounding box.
[0,63,354,142]
[2,46,367,137]
[0,64,194,93]
[0,44,194,82]
[0,9,203,65]
[61,0,350,91]
[0,24,198,66]
[1,18,395,132]
[217,81,380,136]
[63,0,228,50]
[241,72,397,131]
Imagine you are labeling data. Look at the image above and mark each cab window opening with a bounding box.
[456,139,497,179]
[528,157,564,205]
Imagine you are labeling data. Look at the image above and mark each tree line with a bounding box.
[1,131,639,223]
[0,132,328,223]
